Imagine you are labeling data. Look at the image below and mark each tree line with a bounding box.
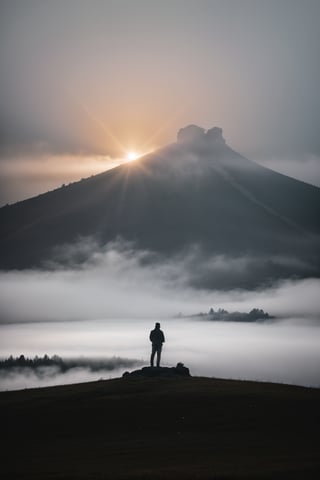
[0,354,138,372]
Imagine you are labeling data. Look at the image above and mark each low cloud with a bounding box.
[0,239,319,324]
[1,317,320,390]
[0,355,142,391]
[0,366,135,392]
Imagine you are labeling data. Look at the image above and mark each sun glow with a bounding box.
[126,151,139,161]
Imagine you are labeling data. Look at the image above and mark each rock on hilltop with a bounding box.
[123,363,191,378]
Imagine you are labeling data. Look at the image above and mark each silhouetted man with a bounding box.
[149,322,165,367]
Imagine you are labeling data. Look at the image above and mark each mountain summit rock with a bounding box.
[177,124,206,143]
[177,124,225,145]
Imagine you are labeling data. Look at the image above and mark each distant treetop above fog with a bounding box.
[177,125,226,145]
[193,307,274,323]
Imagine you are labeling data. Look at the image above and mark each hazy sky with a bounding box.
[1,0,320,204]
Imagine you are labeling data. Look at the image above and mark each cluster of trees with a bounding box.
[196,307,274,322]
[0,354,138,372]
[0,354,64,370]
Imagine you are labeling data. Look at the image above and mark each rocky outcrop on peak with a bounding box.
[206,126,226,144]
[177,125,205,144]
[177,124,226,145]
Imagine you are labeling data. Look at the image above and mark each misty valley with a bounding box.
[1,305,320,391]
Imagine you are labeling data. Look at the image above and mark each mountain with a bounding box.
[1,125,319,286]
[2,375,320,479]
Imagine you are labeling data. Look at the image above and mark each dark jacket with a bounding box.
[149,328,165,345]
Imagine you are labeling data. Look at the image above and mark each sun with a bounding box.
[126,151,139,161]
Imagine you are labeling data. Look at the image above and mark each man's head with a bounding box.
[155,322,160,329]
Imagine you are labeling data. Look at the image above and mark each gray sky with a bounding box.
[1,0,320,204]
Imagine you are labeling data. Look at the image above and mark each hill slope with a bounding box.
[1,375,320,479]
[1,125,319,285]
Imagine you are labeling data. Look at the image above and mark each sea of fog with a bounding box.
[1,316,320,391]
[0,243,319,391]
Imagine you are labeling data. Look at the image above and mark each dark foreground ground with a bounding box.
[1,375,320,479]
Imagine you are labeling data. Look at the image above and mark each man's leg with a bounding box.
[156,345,162,367]
[150,345,156,367]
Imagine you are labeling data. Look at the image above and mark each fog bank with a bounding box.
[1,317,319,390]
[1,242,319,390]
[0,242,319,324]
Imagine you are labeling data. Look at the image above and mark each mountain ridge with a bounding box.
[1,126,319,287]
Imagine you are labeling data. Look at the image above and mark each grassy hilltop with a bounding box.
[1,375,320,479]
